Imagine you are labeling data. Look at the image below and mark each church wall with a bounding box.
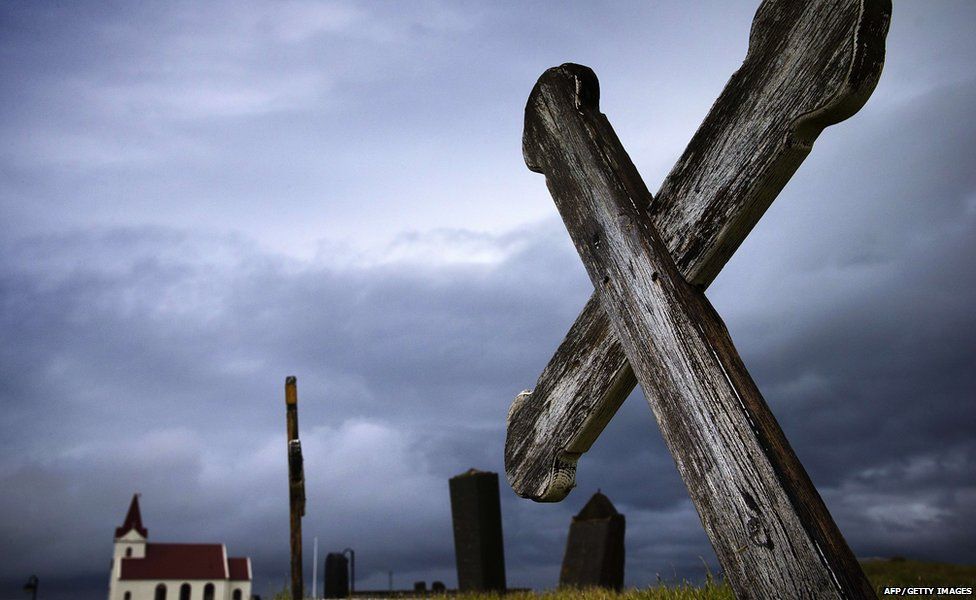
[110,578,250,600]
[111,533,147,584]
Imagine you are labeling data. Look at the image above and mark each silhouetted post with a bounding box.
[448,469,506,592]
[285,376,305,600]
[324,553,349,598]
[23,575,38,600]
[342,547,356,594]
[559,491,625,590]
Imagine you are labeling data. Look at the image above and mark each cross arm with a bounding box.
[505,0,891,502]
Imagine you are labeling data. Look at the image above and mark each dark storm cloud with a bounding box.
[0,222,592,597]
[2,75,975,597]
[0,0,762,256]
[2,1,976,599]
[708,80,976,489]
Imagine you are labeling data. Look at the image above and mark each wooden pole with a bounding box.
[522,64,875,599]
[286,375,305,600]
[286,375,299,440]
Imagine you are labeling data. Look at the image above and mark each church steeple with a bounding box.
[114,493,148,539]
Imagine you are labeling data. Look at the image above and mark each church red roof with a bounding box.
[120,544,228,580]
[115,494,148,539]
[228,557,251,581]
[113,494,252,582]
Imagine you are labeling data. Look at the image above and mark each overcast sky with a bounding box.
[2,1,975,598]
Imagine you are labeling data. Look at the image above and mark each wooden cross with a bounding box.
[285,376,306,600]
[505,1,890,598]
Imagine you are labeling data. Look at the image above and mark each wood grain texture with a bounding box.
[524,63,874,600]
[505,0,890,502]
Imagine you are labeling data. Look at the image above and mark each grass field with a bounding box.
[273,558,975,599]
[862,557,976,597]
[483,559,975,599]
[488,581,734,600]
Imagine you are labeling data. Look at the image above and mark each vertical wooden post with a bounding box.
[286,375,299,440]
[286,375,305,600]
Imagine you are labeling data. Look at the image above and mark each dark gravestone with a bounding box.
[431,582,446,594]
[559,491,625,591]
[413,581,427,593]
[324,552,349,598]
[448,469,507,592]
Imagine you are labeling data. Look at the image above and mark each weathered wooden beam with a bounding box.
[506,0,891,502]
[286,376,305,600]
[523,63,875,600]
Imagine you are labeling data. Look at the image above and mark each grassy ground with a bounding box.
[272,559,975,599]
[863,557,976,598]
[273,584,733,600]
[495,582,734,600]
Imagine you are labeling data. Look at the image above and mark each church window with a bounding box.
[125,547,132,557]
[180,583,191,600]
[203,583,215,600]
[124,593,131,600]
[155,584,167,600]
[233,589,242,600]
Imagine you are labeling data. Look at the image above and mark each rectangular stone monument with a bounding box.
[324,552,349,599]
[559,491,624,591]
[448,469,507,592]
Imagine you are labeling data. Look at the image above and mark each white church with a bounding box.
[108,494,253,600]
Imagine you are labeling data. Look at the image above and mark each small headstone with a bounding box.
[449,469,507,592]
[559,491,625,591]
[413,581,427,593]
[324,552,349,598]
[431,581,446,593]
